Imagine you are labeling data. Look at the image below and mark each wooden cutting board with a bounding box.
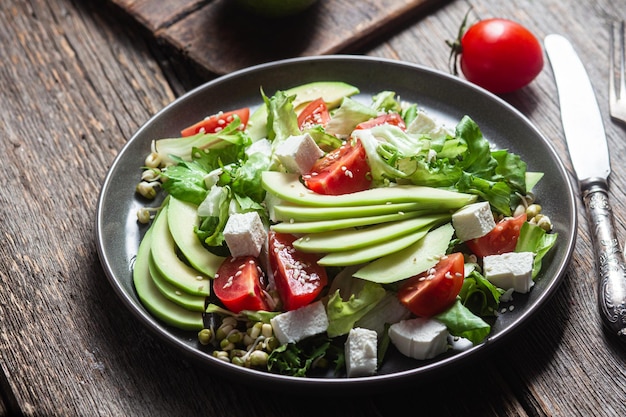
[109,0,448,75]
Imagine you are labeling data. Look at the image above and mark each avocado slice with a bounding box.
[148,255,206,312]
[318,227,431,267]
[294,213,450,253]
[150,203,211,297]
[247,81,360,140]
[262,171,478,209]
[167,196,224,277]
[271,210,428,234]
[133,227,204,331]
[272,202,429,222]
[354,222,455,284]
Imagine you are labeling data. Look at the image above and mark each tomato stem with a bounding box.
[446,7,474,76]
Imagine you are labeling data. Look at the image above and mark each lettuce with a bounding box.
[435,299,491,345]
[516,222,558,278]
[459,270,505,316]
[326,280,386,338]
[325,97,378,136]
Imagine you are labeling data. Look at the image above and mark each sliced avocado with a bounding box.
[271,210,427,234]
[167,196,224,277]
[150,203,211,297]
[247,81,360,140]
[133,227,204,331]
[318,227,430,267]
[294,214,450,253]
[261,172,478,209]
[354,222,455,284]
[272,202,429,222]
[148,255,206,312]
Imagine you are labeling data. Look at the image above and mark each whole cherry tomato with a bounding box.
[449,16,544,94]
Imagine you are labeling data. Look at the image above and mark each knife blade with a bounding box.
[545,34,626,340]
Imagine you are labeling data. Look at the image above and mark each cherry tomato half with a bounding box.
[397,252,465,317]
[268,231,328,311]
[180,107,250,137]
[455,18,544,94]
[213,256,271,313]
[466,213,527,257]
[297,97,331,130]
[302,139,372,195]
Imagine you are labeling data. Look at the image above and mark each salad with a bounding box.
[132,81,557,378]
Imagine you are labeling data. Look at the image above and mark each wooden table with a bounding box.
[2,0,626,415]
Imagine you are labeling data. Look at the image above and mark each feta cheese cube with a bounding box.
[483,251,535,293]
[345,328,378,377]
[388,318,449,360]
[223,211,267,258]
[274,133,324,174]
[452,201,496,241]
[270,301,329,345]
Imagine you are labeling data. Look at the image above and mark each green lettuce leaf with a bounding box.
[326,281,386,338]
[515,222,558,278]
[459,269,504,316]
[435,299,491,345]
[325,97,378,136]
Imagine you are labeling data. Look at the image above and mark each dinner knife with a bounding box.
[545,34,626,340]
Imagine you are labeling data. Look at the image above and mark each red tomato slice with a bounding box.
[355,113,406,130]
[213,256,271,313]
[268,231,328,311]
[466,213,527,257]
[302,139,372,195]
[180,107,250,137]
[397,252,465,317]
[297,98,330,130]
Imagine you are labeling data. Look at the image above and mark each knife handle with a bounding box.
[582,178,626,340]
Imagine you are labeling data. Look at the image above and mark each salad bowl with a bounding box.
[96,55,577,393]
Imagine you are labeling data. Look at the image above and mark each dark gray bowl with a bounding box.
[96,55,577,393]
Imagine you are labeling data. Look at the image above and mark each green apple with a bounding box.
[234,0,319,18]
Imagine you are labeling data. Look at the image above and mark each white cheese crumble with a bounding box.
[274,133,324,174]
[345,328,378,377]
[388,318,449,360]
[451,201,496,241]
[223,211,267,258]
[270,301,329,345]
[483,251,535,293]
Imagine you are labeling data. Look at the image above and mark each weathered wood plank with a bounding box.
[109,0,210,32]
[110,0,449,74]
